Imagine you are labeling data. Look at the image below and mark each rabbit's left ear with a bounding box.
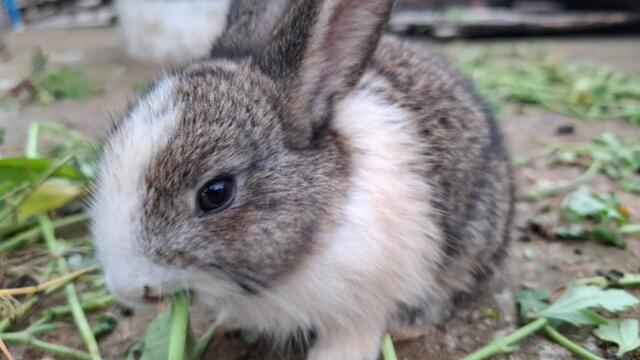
[212,0,296,56]
[260,0,395,148]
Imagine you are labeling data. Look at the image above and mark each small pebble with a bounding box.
[555,124,575,135]
[119,306,134,317]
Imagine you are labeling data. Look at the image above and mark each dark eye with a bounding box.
[197,177,235,213]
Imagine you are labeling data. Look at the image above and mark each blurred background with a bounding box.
[0,0,638,153]
[0,1,639,359]
[2,0,640,61]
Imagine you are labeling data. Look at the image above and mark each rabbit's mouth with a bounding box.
[142,285,166,303]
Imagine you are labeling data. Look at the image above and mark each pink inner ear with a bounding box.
[323,0,357,59]
[322,0,378,63]
[311,0,391,85]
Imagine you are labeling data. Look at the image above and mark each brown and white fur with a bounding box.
[90,0,514,359]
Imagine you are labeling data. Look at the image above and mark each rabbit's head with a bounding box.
[90,0,394,306]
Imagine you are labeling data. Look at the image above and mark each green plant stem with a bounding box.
[619,274,640,287]
[620,224,640,235]
[0,212,88,253]
[0,208,34,237]
[518,160,602,201]
[462,318,548,360]
[31,122,91,145]
[168,291,190,360]
[576,274,640,288]
[13,295,113,332]
[21,323,58,337]
[381,333,397,360]
[48,295,115,318]
[192,322,218,360]
[1,331,91,360]
[0,154,74,223]
[38,215,102,360]
[25,122,40,159]
[543,325,603,360]
[576,276,610,288]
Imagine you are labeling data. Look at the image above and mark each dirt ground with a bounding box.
[1,28,639,360]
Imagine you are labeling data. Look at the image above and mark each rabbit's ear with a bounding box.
[212,0,297,56]
[260,0,395,148]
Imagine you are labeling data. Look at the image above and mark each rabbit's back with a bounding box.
[362,36,515,326]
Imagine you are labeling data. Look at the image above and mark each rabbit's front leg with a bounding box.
[308,327,385,360]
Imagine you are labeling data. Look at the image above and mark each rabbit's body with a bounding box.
[91,1,513,359]
[363,37,514,326]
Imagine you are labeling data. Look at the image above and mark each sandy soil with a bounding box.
[1,28,639,359]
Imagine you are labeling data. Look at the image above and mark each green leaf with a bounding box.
[128,306,173,360]
[540,285,639,326]
[0,157,83,182]
[621,179,640,194]
[17,180,83,221]
[516,288,550,322]
[594,319,640,358]
[565,187,609,219]
[553,224,588,240]
[557,187,631,247]
[33,67,102,103]
[92,313,118,338]
[594,132,623,150]
[481,307,501,321]
[24,122,99,180]
[35,87,55,105]
[0,128,4,145]
[127,302,196,360]
[31,47,48,77]
[126,341,144,360]
[592,224,626,248]
[453,46,640,124]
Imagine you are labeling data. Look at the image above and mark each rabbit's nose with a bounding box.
[142,285,164,303]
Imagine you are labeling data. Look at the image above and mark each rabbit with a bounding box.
[90,0,515,359]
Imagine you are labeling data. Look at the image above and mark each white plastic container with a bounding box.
[115,0,231,63]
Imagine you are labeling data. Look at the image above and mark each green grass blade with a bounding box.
[381,333,397,360]
[0,154,75,224]
[0,212,88,253]
[192,322,217,360]
[463,318,548,360]
[168,292,190,360]
[38,215,102,360]
[25,122,40,159]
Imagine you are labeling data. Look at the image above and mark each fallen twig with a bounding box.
[0,337,15,360]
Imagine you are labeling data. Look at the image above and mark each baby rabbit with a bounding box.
[90,0,514,359]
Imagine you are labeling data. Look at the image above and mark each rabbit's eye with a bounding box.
[197,177,235,213]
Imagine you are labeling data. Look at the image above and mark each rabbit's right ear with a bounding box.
[212,0,296,56]
[258,0,395,148]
